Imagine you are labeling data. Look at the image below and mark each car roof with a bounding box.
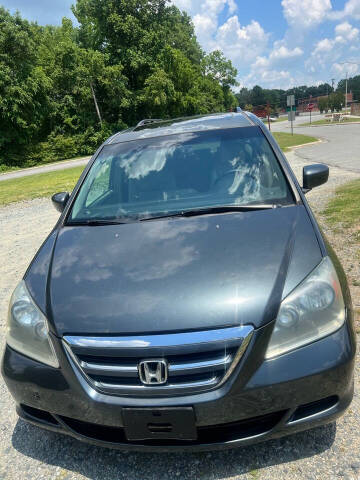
[106,112,256,145]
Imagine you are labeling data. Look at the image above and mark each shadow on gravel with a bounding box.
[11,419,336,479]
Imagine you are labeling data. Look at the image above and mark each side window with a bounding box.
[85,161,111,207]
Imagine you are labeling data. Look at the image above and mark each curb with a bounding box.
[287,139,323,150]
[296,121,360,128]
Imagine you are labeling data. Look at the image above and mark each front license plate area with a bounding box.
[122,407,197,441]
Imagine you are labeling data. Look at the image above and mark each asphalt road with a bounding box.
[0,156,91,182]
[271,117,360,173]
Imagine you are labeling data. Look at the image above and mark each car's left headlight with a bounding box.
[266,256,346,359]
[6,281,59,367]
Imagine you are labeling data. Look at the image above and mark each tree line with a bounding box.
[0,0,238,170]
[236,77,360,113]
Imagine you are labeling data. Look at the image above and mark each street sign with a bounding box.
[287,111,296,121]
[287,95,295,136]
[307,103,315,111]
[287,95,295,107]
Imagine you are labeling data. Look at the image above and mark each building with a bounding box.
[298,92,354,112]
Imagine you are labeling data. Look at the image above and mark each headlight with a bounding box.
[6,281,59,368]
[266,257,345,359]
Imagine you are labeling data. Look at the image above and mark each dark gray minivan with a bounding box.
[2,112,356,451]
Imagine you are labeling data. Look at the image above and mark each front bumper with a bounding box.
[1,322,356,452]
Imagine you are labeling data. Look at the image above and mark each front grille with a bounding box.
[63,325,253,397]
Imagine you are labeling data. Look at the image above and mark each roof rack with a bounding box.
[136,118,163,128]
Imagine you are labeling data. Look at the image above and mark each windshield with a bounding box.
[68,127,294,223]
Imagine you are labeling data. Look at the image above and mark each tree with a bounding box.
[0,3,240,169]
[202,50,238,88]
[0,8,50,165]
[318,97,329,113]
[251,86,266,107]
[328,92,343,112]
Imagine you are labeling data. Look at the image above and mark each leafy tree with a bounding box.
[0,3,244,168]
[202,50,238,88]
[318,97,329,113]
[0,8,49,165]
[244,104,253,112]
[328,92,343,112]
[337,75,360,101]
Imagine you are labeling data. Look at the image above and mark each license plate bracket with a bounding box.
[122,407,197,441]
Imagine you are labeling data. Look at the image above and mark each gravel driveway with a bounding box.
[0,152,359,480]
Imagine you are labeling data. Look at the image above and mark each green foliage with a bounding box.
[318,97,329,113]
[0,1,238,169]
[337,75,360,101]
[236,83,334,111]
[328,92,344,112]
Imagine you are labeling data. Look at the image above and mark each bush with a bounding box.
[23,124,117,166]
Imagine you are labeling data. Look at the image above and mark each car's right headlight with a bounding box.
[265,256,346,359]
[6,280,59,368]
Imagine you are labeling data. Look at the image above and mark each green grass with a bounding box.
[273,116,288,122]
[299,117,360,126]
[323,179,360,228]
[273,132,318,152]
[0,166,84,206]
[323,179,360,330]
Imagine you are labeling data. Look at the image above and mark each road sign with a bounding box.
[307,103,315,111]
[287,95,295,107]
[287,110,296,121]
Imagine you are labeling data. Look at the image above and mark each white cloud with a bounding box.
[332,62,360,76]
[307,22,360,74]
[334,21,359,42]
[269,43,304,62]
[244,67,295,89]
[329,0,360,20]
[282,0,332,28]
[171,0,360,89]
[171,0,245,54]
[313,38,333,54]
[192,13,218,45]
[214,17,269,63]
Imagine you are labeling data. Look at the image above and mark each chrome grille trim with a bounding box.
[63,325,253,397]
[64,325,253,354]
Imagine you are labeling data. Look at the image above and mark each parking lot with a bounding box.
[0,134,359,479]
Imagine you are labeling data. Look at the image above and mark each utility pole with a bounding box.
[345,72,348,114]
[331,78,335,91]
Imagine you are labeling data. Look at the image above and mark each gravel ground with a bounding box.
[0,153,359,480]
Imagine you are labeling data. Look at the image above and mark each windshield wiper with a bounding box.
[67,218,137,226]
[140,204,278,222]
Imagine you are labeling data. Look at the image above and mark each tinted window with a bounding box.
[69,127,293,222]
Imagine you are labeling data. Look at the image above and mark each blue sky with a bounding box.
[2,0,360,89]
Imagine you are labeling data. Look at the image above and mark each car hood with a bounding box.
[25,205,322,336]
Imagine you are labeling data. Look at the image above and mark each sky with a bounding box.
[2,0,360,89]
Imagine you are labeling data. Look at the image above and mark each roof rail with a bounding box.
[136,118,163,128]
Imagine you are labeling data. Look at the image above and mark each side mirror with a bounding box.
[302,164,329,193]
[52,192,70,212]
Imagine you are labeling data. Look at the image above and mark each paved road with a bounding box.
[271,118,360,173]
[0,156,91,182]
